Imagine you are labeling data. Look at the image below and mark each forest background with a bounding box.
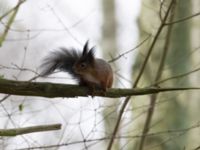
[0,0,200,150]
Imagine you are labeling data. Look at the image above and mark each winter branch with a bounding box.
[0,124,61,136]
[0,78,200,98]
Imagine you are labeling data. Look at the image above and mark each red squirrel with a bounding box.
[40,41,113,93]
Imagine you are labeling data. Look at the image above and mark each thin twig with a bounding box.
[17,122,200,150]
[138,1,176,149]
[165,11,200,25]
[106,1,175,150]
[0,94,10,103]
[0,0,26,47]
[48,5,82,45]
[153,67,200,86]
[0,0,25,21]
[0,123,61,136]
[108,35,151,63]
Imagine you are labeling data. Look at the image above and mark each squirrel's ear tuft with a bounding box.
[87,47,95,63]
[82,40,89,56]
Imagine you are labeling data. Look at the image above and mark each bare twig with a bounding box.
[0,123,61,136]
[0,0,25,21]
[106,1,175,150]
[48,5,82,45]
[0,64,39,75]
[153,67,200,86]
[158,0,165,22]
[108,35,151,63]
[165,11,200,25]
[0,0,26,47]
[0,94,10,103]
[138,2,176,149]
[17,122,200,150]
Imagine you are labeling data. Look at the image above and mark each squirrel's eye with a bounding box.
[80,63,86,68]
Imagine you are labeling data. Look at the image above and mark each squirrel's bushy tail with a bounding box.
[40,48,81,78]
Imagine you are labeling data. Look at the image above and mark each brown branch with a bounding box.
[106,1,176,150]
[0,78,200,98]
[0,123,61,136]
[165,11,200,25]
[193,146,200,150]
[138,2,176,149]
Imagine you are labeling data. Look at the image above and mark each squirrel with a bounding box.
[40,41,113,93]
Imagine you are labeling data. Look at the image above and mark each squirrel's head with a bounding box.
[73,41,95,75]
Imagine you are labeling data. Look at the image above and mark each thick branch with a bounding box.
[0,123,61,136]
[0,79,200,98]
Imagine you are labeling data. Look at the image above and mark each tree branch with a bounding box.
[106,1,176,149]
[138,3,176,149]
[0,0,26,21]
[0,123,61,136]
[17,122,200,150]
[165,11,200,25]
[0,0,26,47]
[0,78,200,98]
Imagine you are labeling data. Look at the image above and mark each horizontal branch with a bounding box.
[0,123,61,136]
[18,122,200,150]
[0,79,200,98]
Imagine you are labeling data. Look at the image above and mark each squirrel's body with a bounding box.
[76,58,113,90]
[41,41,113,92]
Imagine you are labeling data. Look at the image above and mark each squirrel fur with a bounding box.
[40,41,113,91]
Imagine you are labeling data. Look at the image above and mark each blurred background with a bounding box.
[0,0,200,150]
